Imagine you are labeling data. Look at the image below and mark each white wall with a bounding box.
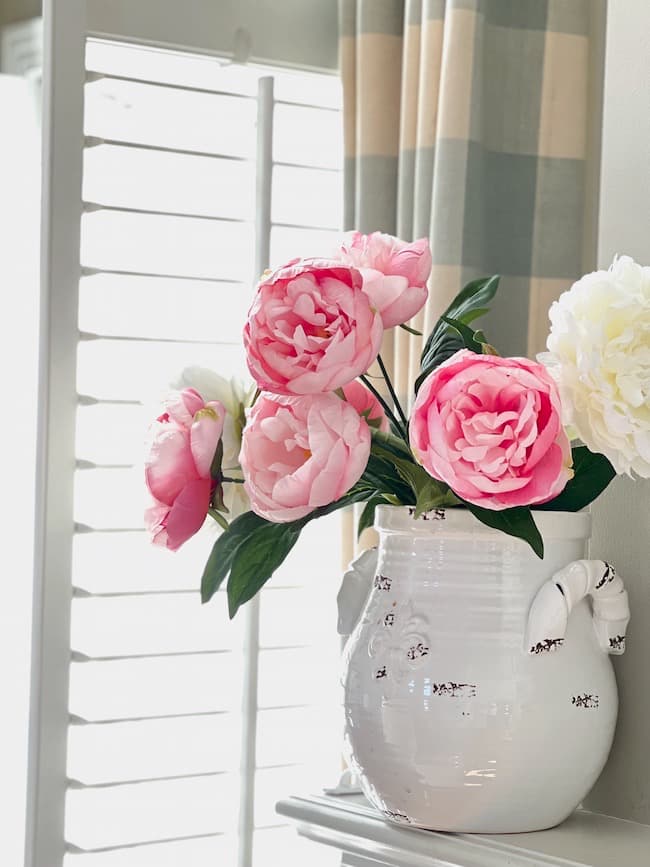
[583,0,650,824]
[0,72,41,867]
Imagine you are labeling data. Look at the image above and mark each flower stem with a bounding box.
[399,322,422,336]
[208,507,229,530]
[376,354,409,432]
[222,476,245,484]
[360,374,407,441]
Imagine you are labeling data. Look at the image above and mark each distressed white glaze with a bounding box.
[337,546,378,639]
[342,506,627,833]
[527,559,629,655]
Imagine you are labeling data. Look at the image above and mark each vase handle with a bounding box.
[336,547,379,638]
[525,560,630,656]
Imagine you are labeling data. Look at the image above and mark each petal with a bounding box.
[145,426,196,505]
[379,283,429,327]
[163,388,204,426]
[308,439,348,505]
[163,477,211,550]
[389,237,432,285]
[190,402,226,478]
[361,271,408,312]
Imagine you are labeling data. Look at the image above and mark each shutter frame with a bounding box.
[28,7,343,864]
[26,1,87,865]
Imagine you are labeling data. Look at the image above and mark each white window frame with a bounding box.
[28,2,339,865]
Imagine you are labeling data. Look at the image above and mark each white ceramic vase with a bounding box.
[341,505,630,833]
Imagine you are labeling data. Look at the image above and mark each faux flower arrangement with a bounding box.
[145,235,650,617]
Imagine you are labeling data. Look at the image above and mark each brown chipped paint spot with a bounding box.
[530,638,564,654]
[572,694,599,709]
[406,642,429,661]
[596,562,616,590]
[408,507,446,521]
[609,635,625,651]
[432,681,477,698]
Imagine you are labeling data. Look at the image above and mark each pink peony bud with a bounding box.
[337,231,431,328]
[145,388,226,550]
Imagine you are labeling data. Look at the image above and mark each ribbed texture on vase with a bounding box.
[375,504,591,541]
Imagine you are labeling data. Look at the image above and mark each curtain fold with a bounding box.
[339,0,600,560]
[341,0,599,363]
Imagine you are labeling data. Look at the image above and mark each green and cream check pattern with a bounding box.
[340,0,600,373]
[339,0,601,562]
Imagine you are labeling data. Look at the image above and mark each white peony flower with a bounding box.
[539,255,650,477]
[172,367,256,517]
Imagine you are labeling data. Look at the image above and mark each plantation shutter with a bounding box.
[29,2,343,866]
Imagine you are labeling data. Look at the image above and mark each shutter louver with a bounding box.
[37,34,343,867]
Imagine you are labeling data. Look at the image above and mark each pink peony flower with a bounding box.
[244,258,383,396]
[342,380,389,432]
[409,350,573,510]
[337,231,431,328]
[239,392,371,522]
[145,388,225,550]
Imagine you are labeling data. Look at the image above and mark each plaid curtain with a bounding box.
[340,0,600,380]
[339,0,601,562]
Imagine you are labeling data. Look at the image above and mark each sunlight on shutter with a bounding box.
[62,38,343,866]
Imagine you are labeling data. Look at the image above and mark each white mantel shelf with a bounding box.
[276,793,650,867]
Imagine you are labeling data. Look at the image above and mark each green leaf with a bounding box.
[440,316,483,353]
[416,275,500,393]
[369,439,457,516]
[361,453,414,503]
[390,456,433,495]
[200,511,268,604]
[205,484,374,614]
[414,483,461,515]
[537,446,616,512]
[421,275,500,360]
[463,503,544,559]
[388,455,458,516]
[227,522,302,618]
[357,495,388,538]
[370,427,413,459]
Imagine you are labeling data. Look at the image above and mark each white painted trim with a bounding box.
[277,794,650,867]
[583,0,650,825]
[596,0,650,267]
[25,2,86,865]
[236,75,274,867]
